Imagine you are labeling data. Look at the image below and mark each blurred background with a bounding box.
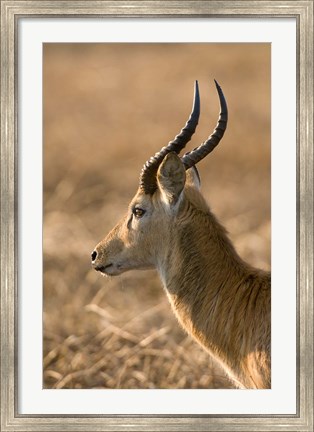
[43,43,270,389]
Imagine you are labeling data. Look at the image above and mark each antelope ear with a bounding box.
[157,152,186,206]
[186,166,201,190]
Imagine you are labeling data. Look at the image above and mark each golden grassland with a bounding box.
[43,43,270,389]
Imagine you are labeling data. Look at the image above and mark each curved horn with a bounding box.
[140,81,200,194]
[181,80,227,170]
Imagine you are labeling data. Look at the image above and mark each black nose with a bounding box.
[91,250,97,262]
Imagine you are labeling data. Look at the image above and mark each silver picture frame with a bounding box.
[1,1,313,431]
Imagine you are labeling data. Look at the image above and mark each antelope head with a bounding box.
[91,80,227,277]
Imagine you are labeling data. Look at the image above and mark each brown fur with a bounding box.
[92,154,271,389]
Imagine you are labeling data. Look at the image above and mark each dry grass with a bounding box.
[43,43,270,389]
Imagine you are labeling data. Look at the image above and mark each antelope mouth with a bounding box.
[94,263,112,273]
[94,263,122,276]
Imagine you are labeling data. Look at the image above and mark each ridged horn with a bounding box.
[181,80,227,170]
[140,81,200,194]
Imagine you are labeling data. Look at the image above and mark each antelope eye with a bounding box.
[132,207,146,218]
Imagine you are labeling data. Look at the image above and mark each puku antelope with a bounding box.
[91,81,271,389]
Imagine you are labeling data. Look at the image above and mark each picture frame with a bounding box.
[1,1,313,431]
